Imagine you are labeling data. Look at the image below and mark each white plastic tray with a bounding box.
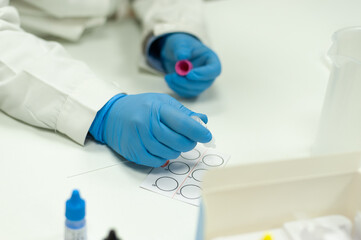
[201,152,361,240]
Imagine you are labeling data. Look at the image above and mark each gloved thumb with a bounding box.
[191,113,208,124]
[173,46,192,61]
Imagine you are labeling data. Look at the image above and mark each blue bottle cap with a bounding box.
[65,190,86,221]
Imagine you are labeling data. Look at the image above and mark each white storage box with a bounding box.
[199,152,361,240]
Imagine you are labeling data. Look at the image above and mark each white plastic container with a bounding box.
[314,27,361,155]
[199,152,361,240]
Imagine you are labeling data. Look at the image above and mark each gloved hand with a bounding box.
[160,33,222,98]
[89,93,212,167]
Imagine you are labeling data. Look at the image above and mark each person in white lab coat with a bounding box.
[0,0,221,167]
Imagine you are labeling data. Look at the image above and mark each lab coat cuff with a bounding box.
[56,80,121,146]
[145,34,166,73]
[151,24,208,46]
[89,93,126,143]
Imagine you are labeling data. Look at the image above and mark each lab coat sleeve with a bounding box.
[0,0,121,145]
[131,0,208,72]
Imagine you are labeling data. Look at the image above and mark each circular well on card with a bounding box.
[202,154,224,167]
[181,149,201,160]
[192,169,207,182]
[155,177,178,192]
[180,185,202,199]
[168,161,190,175]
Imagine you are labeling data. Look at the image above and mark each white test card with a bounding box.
[140,144,230,206]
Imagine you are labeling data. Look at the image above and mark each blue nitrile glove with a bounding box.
[89,93,212,167]
[159,33,221,98]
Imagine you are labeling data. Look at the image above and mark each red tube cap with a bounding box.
[175,60,193,76]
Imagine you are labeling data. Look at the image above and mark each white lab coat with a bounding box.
[0,0,207,144]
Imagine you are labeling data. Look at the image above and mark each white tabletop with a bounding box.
[1,0,361,239]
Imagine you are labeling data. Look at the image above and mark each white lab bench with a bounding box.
[1,0,361,239]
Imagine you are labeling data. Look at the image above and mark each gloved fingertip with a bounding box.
[165,72,177,81]
[154,160,169,168]
[175,49,192,61]
[164,74,173,85]
[191,113,208,124]
[161,160,170,168]
[198,113,208,124]
[199,131,212,144]
[186,70,212,83]
[185,70,198,80]
[206,131,213,142]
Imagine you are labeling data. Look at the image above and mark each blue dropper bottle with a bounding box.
[65,190,87,240]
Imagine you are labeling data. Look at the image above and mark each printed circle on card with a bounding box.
[155,177,179,192]
[181,149,201,160]
[202,154,224,167]
[192,169,207,182]
[168,161,190,175]
[180,185,202,199]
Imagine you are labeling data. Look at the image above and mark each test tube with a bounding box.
[175,60,193,76]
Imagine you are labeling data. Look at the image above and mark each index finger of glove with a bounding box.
[159,104,211,143]
[166,97,209,123]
